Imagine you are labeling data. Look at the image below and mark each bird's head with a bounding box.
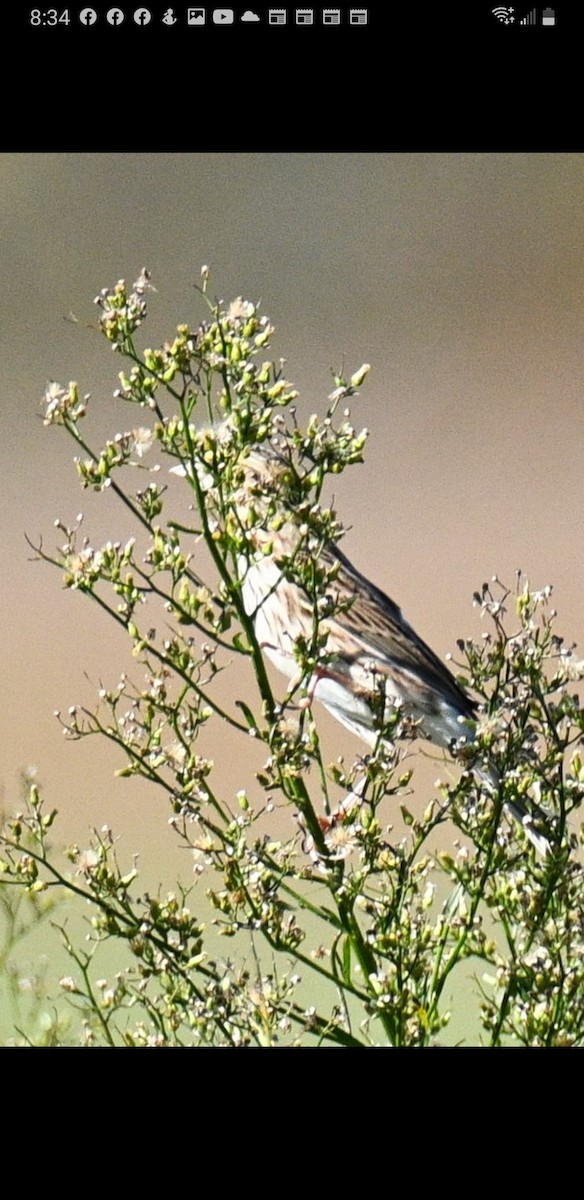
[170,422,303,508]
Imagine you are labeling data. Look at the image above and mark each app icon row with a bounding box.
[75,7,368,24]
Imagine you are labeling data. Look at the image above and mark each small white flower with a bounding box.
[43,381,67,422]
[165,741,187,769]
[227,297,255,321]
[77,848,99,873]
[324,822,360,861]
[131,427,154,458]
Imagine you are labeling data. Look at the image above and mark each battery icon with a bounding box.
[542,7,555,23]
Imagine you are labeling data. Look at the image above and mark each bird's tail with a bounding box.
[475,762,552,857]
[327,762,553,858]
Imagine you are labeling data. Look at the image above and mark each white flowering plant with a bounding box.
[1,269,583,1046]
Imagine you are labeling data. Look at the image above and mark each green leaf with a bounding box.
[235,700,259,731]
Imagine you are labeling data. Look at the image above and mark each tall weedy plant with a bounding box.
[2,269,583,1045]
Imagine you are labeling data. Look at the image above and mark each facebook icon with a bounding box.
[133,7,152,22]
[106,7,125,23]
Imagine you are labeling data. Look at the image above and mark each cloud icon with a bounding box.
[241,9,260,19]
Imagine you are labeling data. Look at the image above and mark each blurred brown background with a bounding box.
[1,154,583,1032]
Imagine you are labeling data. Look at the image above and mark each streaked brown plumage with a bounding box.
[235,440,550,854]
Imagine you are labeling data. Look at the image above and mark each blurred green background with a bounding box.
[2,153,583,1042]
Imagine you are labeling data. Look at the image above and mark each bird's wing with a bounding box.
[324,542,476,720]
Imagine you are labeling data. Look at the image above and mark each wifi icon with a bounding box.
[492,6,515,21]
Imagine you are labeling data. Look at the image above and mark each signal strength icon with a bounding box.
[492,6,515,21]
[520,7,536,22]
